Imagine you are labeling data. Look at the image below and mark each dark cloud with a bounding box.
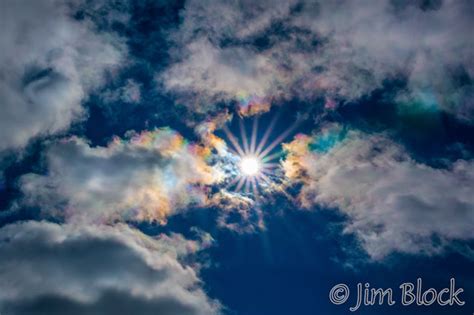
[5,291,208,315]
[0,221,220,315]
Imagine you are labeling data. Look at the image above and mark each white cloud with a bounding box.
[283,129,474,259]
[162,38,279,104]
[0,220,220,315]
[162,0,474,120]
[0,0,125,151]
[19,129,218,224]
[296,0,474,118]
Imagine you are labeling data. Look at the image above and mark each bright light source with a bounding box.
[222,115,296,196]
[240,156,260,176]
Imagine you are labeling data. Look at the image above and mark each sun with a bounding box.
[221,114,300,197]
[240,156,261,176]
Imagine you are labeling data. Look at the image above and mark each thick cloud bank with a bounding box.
[0,221,219,315]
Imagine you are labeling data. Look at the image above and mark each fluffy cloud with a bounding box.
[296,0,474,119]
[0,0,125,151]
[162,0,474,120]
[0,220,220,315]
[19,129,219,224]
[161,37,285,116]
[283,128,474,259]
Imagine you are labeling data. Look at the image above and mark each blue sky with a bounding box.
[0,0,473,314]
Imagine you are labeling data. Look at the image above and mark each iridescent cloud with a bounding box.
[20,128,221,224]
[282,126,474,259]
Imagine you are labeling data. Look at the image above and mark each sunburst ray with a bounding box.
[221,113,297,198]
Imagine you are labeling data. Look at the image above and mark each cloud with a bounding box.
[101,79,142,104]
[0,0,125,151]
[283,127,474,259]
[210,191,265,233]
[195,111,232,154]
[296,0,474,119]
[161,37,285,116]
[159,0,310,116]
[0,220,220,315]
[19,129,219,224]
[161,0,474,120]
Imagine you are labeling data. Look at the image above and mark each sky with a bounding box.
[0,0,473,314]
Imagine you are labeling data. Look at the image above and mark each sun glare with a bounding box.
[222,114,300,198]
[240,156,260,176]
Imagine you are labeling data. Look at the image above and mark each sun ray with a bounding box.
[255,112,280,156]
[225,176,241,190]
[250,116,259,154]
[251,176,259,198]
[226,146,241,157]
[260,168,276,177]
[258,120,299,159]
[261,162,280,169]
[239,119,250,154]
[261,151,283,163]
[235,176,246,192]
[259,173,272,184]
[223,125,245,156]
[244,178,251,194]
